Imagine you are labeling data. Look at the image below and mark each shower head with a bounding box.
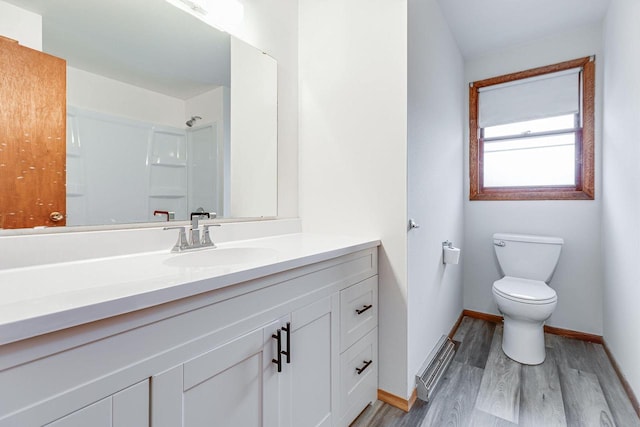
[186,116,202,127]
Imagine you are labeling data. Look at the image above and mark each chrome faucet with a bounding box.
[164,212,219,252]
[164,226,190,252]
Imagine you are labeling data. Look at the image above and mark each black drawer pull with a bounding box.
[356,360,373,375]
[272,329,282,372]
[355,304,373,315]
[281,322,291,364]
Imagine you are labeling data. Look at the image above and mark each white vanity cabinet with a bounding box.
[289,295,339,427]
[0,246,378,427]
[151,295,340,427]
[45,381,149,427]
[151,318,290,427]
[339,276,379,425]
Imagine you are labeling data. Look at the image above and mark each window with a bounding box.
[469,57,595,200]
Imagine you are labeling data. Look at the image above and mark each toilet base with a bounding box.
[501,316,546,365]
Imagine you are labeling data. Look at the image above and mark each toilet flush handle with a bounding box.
[494,240,506,247]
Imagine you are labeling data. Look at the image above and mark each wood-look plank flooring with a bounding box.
[351,317,640,427]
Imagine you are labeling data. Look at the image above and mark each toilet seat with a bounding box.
[493,276,557,305]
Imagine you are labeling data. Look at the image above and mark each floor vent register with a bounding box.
[415,335,456,402]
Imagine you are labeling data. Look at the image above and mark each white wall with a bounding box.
[463,25,604,334]
[185,86,227,128]
[0,0,41,50]
[230,37,278,218]
[298,0,409,399]
[407,0,464,398]
[602,0,640,400]
[68,67,185,128]
[233,0,299,218]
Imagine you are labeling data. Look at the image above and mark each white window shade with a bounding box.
[478,68,581,128]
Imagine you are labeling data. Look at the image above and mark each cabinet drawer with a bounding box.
[340,276,378,351]
[339,328,378,426]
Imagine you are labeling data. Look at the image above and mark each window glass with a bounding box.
[483,114,576,139]
[483,133,576,187]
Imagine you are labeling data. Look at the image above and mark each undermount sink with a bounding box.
[163,247,279,268]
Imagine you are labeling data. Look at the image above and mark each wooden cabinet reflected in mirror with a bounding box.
[0,36,66,229]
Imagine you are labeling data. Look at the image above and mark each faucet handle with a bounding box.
[164,226,189,252]
[154,210,175,221]
[202,224,221,247]
[190,211,210,231]
[190,211,210,222]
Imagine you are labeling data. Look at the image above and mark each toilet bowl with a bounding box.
[492,233,563,365]
[492,277,557,364]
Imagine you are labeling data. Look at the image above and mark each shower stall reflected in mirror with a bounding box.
[66,108,225,226]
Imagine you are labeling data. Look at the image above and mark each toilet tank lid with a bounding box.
[493,233,564,245]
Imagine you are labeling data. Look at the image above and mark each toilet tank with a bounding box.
[493,233,564,282]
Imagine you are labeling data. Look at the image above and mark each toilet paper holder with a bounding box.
[442,241,461,265]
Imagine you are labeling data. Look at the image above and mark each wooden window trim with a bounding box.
[469,56,595,201]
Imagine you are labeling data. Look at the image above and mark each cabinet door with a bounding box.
[45,399,111,427]
[151,319,290,427]
[289,295,339,427]
[45,380,149,427]
[112,380,150,426]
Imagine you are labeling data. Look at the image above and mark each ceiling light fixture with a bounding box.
[165,0,244,33]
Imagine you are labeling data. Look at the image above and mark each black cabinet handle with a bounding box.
[281,322,291,364]
[356,304,373,315]
[272,329,282,372]
[356,360,373,375]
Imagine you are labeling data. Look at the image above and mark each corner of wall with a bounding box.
[601,0,640,404]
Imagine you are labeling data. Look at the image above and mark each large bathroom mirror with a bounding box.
[0,0,277,230]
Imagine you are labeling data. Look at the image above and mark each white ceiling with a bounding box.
[6,0,231,99]
[436,0,611,59]
[7,0,612,95]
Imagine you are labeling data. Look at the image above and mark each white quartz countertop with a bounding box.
[0,233,379,346]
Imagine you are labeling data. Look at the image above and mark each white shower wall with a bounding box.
[66,109,154,225]
[185,87,230,216]
[66,108,221,225]
[188,124,223,216]
[65,67,225,225]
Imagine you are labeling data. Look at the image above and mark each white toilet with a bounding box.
[492,232,563,365]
